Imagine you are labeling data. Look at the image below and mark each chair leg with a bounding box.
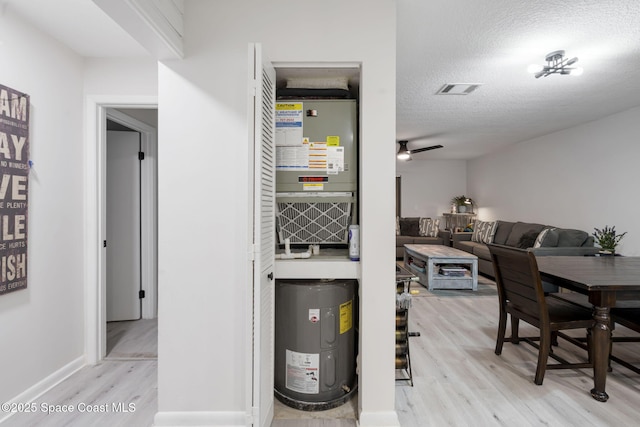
[495,309,507,355]
[535,330,551,385]
[511,316,520,345]
[551,331,559,347]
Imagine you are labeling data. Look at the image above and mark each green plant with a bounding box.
[451,195,469,206]
[593,225,627,252]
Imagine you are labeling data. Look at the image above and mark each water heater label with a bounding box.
[340,300,353,334]
[285,350,319,394]
[309,308,320,323]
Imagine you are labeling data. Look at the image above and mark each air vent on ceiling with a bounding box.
[436,83,482,95]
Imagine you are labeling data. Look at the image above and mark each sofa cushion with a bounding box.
[517,230,540,249]
[413,236,443,245]
[556,229,589,247]
[505,222,546,247]
[492,221,515,245]
[472,220,497,243]
[418,218,440,237]
[396,235,414,246]
[455,240,478,254]
[399,218,420,236]
[533,228,559,248]
[472,243,491,260]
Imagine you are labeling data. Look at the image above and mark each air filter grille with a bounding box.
[276,201,352,244]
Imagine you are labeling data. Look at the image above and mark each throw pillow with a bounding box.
[418,218,440,237]
[396,216,400,236]
[517,230,540,249]
[472,220,497,243]
[505,222,546,247]
[533,228,559,248]
[399,218,420,237]
[430,218,441,237]
[556,229,589,247]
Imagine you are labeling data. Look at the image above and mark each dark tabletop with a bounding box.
[537,256,640,292]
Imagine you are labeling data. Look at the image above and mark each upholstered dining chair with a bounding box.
[488,244,594,385]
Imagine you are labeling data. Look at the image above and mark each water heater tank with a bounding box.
[274,279,358,410]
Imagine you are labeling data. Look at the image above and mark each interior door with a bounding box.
[251,43,276,427]
[106,130,141,322]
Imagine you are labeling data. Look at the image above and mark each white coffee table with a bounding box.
[403,244,478,291]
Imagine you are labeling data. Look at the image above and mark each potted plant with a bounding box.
[450,195,473,213]
[451,195,466,212]
[593,225,627,254]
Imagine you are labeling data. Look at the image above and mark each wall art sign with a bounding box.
[0,84,29,295]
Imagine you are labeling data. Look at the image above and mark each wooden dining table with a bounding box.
[536,256,640,402]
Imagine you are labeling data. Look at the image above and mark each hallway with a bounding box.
[2,320,157,427]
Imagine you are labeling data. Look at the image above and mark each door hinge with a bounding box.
[103,240,107,248]
[138,151,145,160]
[139,290,146,299]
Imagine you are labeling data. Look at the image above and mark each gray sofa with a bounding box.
[396,217,451,258]
[452,220,599,278]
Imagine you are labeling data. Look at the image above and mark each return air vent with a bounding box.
[436,83,482,95]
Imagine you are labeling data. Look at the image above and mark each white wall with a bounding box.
[468,106,640,256]
[156,0,396,425]
[0,9,85,403]
[397,159,467,218]
[84,58,158,96]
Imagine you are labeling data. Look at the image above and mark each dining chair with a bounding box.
[488,244,594,385]
[609,307,640,374]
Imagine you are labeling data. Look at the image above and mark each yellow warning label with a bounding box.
[326,136,340,146]
[276,103,303,111]
[303,183,324,191]
[339,300,353,334]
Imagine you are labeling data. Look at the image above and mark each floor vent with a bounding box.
[436,83,482,95]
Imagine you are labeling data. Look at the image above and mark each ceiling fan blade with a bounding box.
[409,144,444,153]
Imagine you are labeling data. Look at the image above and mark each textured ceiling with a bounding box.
[6,0,640,160]
[397,0,640,159]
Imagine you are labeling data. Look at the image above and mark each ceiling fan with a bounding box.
[396,140,443,160]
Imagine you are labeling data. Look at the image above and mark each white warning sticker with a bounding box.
[285,349,319,394]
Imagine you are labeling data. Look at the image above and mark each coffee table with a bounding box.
[404,244,478,291]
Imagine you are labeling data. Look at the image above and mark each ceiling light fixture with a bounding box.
[397,140,411,160]
[528,50,583,78]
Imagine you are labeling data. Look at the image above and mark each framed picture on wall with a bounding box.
[0,83,30,295]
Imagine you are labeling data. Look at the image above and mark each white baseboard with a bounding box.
[153,411,247,426]
[357,410,401,427]
[0,356,85,424]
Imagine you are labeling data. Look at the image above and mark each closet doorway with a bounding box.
[104,108,158,360]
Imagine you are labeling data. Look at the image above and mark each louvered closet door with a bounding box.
[251,43,276,427]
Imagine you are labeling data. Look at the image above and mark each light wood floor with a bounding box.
[396,276,640,427]
[106,319,158,360]
[2,319,158,427]
[5,280,640,426]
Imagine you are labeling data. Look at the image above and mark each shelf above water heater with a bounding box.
[274,248,360,279]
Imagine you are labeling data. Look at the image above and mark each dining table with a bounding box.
[536,255,640,402]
